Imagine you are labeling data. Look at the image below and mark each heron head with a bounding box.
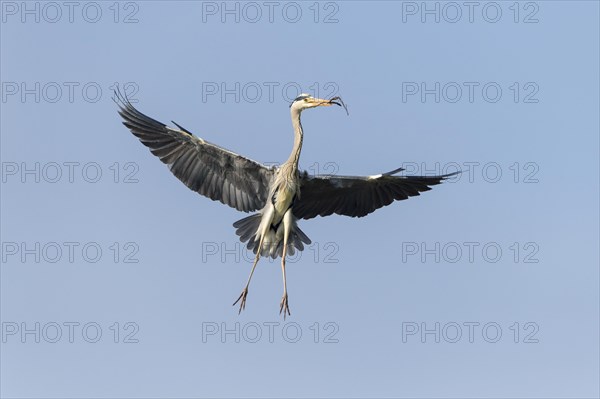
[290,93,344,112]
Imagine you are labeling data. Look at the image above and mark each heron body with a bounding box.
[116,91,456,317]
[235,101,309,261]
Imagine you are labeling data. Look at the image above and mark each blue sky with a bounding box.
[1,1,599,398]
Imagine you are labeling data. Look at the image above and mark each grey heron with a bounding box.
[115,90,456,317]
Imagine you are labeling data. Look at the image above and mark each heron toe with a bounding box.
[233,288,249,314]
[279,294,291,319]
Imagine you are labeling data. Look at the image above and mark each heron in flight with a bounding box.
[115,90,456,317]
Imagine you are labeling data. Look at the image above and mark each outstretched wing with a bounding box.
[116,92,275,212]
[293,167,457,219]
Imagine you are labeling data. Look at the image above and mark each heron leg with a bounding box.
[279,248,290,319]
[233,235,265,314]
[279,211,292,319]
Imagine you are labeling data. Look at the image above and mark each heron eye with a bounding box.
[303,98,308,102]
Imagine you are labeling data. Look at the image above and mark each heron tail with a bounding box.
[233,214,262,243]
[233,214,311,259]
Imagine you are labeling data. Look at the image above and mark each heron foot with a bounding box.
[279,293,291,319]
[233,288,249,314]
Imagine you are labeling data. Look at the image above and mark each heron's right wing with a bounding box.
[116,92,275,213]
[293,168,457,220]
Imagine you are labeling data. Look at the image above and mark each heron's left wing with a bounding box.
[116,93,275,212]
[292,168,457,220]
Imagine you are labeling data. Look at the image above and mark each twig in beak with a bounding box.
[329,96,349,115]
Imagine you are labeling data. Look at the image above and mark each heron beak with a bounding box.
[309,97,349,114]
[309,98,334,107]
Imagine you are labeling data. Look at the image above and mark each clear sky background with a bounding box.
[1,1,598,398]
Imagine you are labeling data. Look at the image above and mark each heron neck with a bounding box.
[286,108,304,170]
